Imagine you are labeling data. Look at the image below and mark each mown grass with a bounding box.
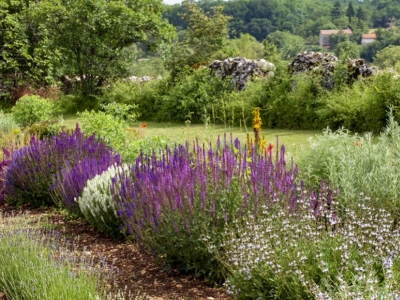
[62,114,319,153]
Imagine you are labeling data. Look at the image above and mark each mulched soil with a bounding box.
[0,204,232,300]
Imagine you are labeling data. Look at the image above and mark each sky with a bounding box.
[163,0,182,5]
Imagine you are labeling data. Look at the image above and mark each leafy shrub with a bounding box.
[78,110,128,153]
[264,72,326,129]
[0,110,18,134]
[112,137,334,283]
[97,80,140,106]
[296,109,400,213]
[55,94,99,115]
[78,109,171,163]
[5,125,116,207]
[11,95,54,128]
[155,68,234,123]
[27,119,63,139]
[77,164,128,238]
[100,102,139,123]
[223,198,400,300]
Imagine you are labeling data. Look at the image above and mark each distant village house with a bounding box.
[319,29,353,49]
[361,33,377,45]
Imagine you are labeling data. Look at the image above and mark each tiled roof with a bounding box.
[320,29,353,35]
[361,34,377,39]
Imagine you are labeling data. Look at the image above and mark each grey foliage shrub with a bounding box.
[297,109,400,212]
[77,164,129,238]
[0,110,18,133]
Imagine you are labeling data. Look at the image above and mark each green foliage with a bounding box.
[373,45,400,69]
[97,80,140,107]
[263,72,325,129]
[27,119,63,139]
[156,68,234,123]
[100,102,139,123]
[265,31,305,60]
[11,95,54,128]
[78,109,171,162]
[32,0,173,96]
[78,110,128,153]
[0,110,18,134]
[297,109,400,213]
[226,33,265,59]
[0,217,103,300]
[165,2,231,77]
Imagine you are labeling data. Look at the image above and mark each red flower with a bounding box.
[141,123,147,128]
[266,144,273,153]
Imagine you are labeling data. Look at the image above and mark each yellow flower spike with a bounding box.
[252,107,262,150]
[13,129,20,135]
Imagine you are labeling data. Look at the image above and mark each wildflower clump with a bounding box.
[5,125,117,208]
[112,136,335,283]
[222,197,400,299]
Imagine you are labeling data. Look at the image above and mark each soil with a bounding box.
[0,203,232,300]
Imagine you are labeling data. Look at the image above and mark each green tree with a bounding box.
[265,31,305,60]
[333,40,360,59]
[165,2,231,77]
[356,6,367,21]
[346,1,355,22]
[36,0,174,96]
[0,1,61,95]
[331,0,342,20]
[373,45,400,69]
[226,33,264,59]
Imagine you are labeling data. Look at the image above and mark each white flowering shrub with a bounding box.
[77,164,129,238]
[220,197,400,299]
[297,109,400,213]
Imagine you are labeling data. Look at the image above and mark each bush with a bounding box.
[78,109,171,163]
[27,119,64,139]
[11,95,54,128]
[0,110,18,134]
[100,102,139,123]
[97,80,140,107]
[5,125,116,207]
[112,137,335,283]
[77,164,128,238]
[154,68,234,123]
[78,110,128,153]
[296,109,400,213]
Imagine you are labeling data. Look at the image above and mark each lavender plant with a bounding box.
[112,136,334,282]
[222,197,400,299]
[5,125,117,207]
[77,164,129,238]
[0,147,14,205]
[51,154,120,214]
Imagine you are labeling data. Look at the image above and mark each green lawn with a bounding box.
[62,114,320,154]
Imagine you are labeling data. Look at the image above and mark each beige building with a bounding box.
[319,29,353,48]
[361,33,377,45]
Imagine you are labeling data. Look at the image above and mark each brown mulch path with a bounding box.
[0,204,232,300]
